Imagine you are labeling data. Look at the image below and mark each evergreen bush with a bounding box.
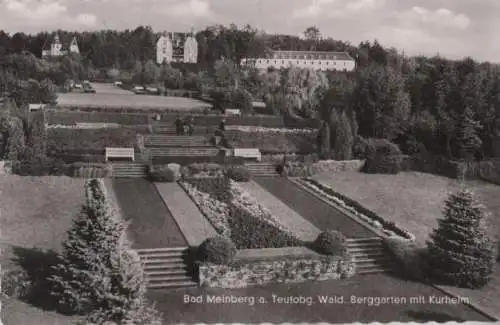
[362,138,402,174]
[49,179,161,324]
[226,167,251,182]
[198,237,237,265]
[314,230,347,255]
[426,188,497,288]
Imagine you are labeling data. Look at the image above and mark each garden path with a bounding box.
[155,182,217,246]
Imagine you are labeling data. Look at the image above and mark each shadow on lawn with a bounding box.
[406,310,466,322]
[8,246,61,311]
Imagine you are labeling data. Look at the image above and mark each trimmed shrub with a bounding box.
[226,167,251,182]
[198,237,237,265]
[148,164,180,182]
[426,188,497,288]
[362,138,402,174]
[384,238,427,280]
[314,230,347,255]
[184,176,232,203]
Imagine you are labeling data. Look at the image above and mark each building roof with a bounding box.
[42,35,79,52]
[270,50,354,61]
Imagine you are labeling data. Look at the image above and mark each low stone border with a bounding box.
[288,178,386,238]
[198,246,355,288]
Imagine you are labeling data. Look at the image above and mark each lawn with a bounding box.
[149,273,491,323]
[311,170,500,319]
[57,92,211,111]
[311,170,500,245]
[255,177,377,238]
[111,178,187,248]
[0,175,86,325]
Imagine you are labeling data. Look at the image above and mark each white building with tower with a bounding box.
[156,32,198,64]
[42,35,80,58]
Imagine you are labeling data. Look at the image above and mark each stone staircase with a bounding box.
[346,237,394,275]
[245,163,279,176]
[111,163,147,178]
[149,147,220,157]
[144,135,211,147]
[136,247,197,289]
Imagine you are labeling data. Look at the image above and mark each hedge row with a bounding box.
[46,111,150,125]
[224,130,317,154]
[47,127,140,153]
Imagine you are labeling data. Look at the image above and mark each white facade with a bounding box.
[156,32,198,64]
[156,35,173,64]
[42,35,80,58]
[241,50,356,72]
[183,35,198,63]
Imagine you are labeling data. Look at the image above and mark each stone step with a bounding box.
[136,247,188,253]
[346,237,382,243]
[139,252,186,259]
[146,275,193,283]
[357,267,392,275]
[147,280,198,289]
[140,257,185,264]
[145,269,188,276]
[142,262,187,270]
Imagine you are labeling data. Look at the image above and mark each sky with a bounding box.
[0,0,496,62]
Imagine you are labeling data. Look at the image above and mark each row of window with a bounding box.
[272,54,341,60]
[247,59,349,66]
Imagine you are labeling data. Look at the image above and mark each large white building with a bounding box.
[241,50,356,71]
[156,32,198,64]
[42,35,80,58]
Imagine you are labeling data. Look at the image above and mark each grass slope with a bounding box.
[255,177,376,238]
[0,175,86,325]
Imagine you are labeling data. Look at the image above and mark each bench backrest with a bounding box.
[105,147,135,161]
[233,148,261,161]
[225,109,241,116]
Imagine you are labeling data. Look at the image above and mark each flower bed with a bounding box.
[179,177,303,249]
[199,255,355,288]
[225,126,317,133]
[299,178,415,241]
[283,160,365,177]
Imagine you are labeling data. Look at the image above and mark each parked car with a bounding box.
[114,81,123,86]
[133,85,146,94]
[145,87,159,95]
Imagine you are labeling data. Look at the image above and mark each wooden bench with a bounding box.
[233,148,261,162]
[105,147,135,162]
[225,109,241,116]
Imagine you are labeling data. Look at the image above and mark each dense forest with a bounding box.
[1,24,500,164]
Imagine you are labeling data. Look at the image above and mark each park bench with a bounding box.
[233,148,261,162]
[105,147,135,162]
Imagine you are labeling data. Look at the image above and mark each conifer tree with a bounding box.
[49,179,126,314]
[454,106,482,161]
[317,121,331,159]
[334,111,354,160]
[6,117,26,161]
[426,188,496,288]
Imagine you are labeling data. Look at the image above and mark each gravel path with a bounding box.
[238,180,321,242]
